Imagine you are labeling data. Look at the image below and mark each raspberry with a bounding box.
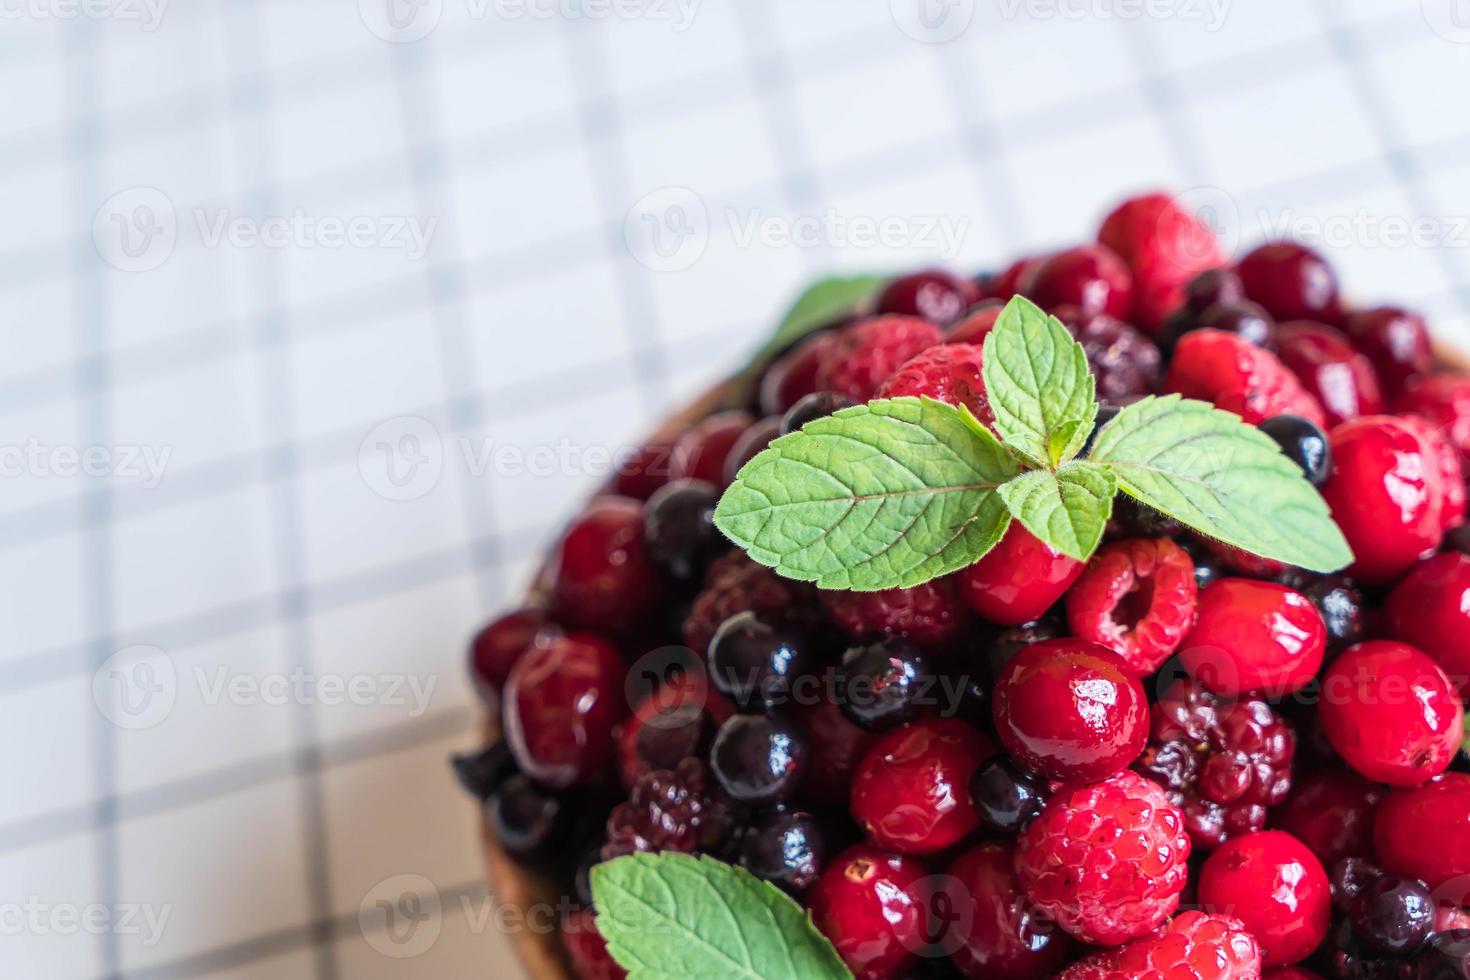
[1016,770,1192,945]
[819,578,963,647]
[562,908,627,980]
[1164,328,1328,428]
[1058,911,1261,980]
[1051,307,1162,404]
[1066,537,1198,676]
[1098,192,1225,335]
[602,758,731,860]
[874,342,993,425]
[1019,244,1134,321]
[1276,320,1385,427]
[616,671,733,788]
[817,315,943,402]
[682,552,815,655]
[1135,677,1295,850]
[1197,831,1331,966]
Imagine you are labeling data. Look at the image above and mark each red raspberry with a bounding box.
[682,552,815,654]
[1178,579,1326,697]
[876,269,974,326]
[850,717,992,855]
[817,315,943,402]
[874,342,993,425]
[820,578,963,647]
[671,410,754,487]
[1051,307,1163,404]
[808,845,929,980]
[1343,305,1433,394]
[1135,677,1295,850]
[504,632,628,789]
[602,758,731,860]
[1016,770,1192,945]
[1275,766,1385,870]
[936,842,1074,979]
[1058,911,1261,980]
[1066,537,1198,676]
[1275,320,1385,427]
[1319,640,1463,787]
[1098,192,1225,335]
[1386,552,1470,694]
[552,497,664,635]
[1397,370,1470,464]
[562,908,627,980]
[1164,328,1327,428]
[957,522,1084,626]
[1237,241,1341,324]
[1374,772,1470,889]
[1019,243,1134,320]
[468,607,560,698]
[759,331,837,416]
[1198,830,1331,966]
[946,303,1003,344]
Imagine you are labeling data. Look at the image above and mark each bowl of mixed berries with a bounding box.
[454,191,1470,980]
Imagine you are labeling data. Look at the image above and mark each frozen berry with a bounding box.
[947,302,1003,344]
[603,758,731,859]
[835,640,931,732]
[1066,537,1198,676]
[617,668,732,788]
[469,607,559,697]
[1387,553,1470,694]
[851,717,991,854]
[552,497,664,634]
[821,580,962,647]
[683,552,815,654]
[672,410,754,487]
[1275,766,1385,869]
[791,693,879,806]
[1319,641,1463,787]
[723,416,781,484]
[1058,911,1261,980]
[1404,411,1469,533]
[707,612,809,710]
[1350,874,1435,957]
[1196,299,1278,350]
[1016,770,1191,945]
[969,755,1045,834]
[958,523,1084,626]
[1397,370,1470,463]
[993,638,1148,783]
[1178,579,1326,697]
[760,332,837,416]
[1237,241,1340,323]
[875,342,993,425]
[1165,328,1327,428]
[818,316,943,403]
[1343,305,1433,394]
[644,480,724,582]
[1051,307,1162,403]
[780,390,853,435]
[490,774,569,856]
[504,633,626,789]
[1276,320,1385,427]
[562,907,626,980]
[1019,244,1134,320]
[809,846,929,980]
[877,270,971,326]
[739,808,825,891]
[1374,773,1470,888]
[451,741,517,800]
[938,842,1074,980]
[709,713,806,804]
[1258,415,1332,486]
[1098,192,1224,335]
[1198,830,1331,966]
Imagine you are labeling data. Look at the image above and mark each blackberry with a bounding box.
[682,552,816,655]
[602,758,731,860]
[1051,306,1162,404]
[1135,677,1295,849]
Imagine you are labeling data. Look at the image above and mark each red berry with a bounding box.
[1098,192,1225,335]
[616,670,733,788]
[603,757,731,860]
[682,552,816,655]
[503,633,627,789]
[820,579,963,647]
[1237,241,1341,323]
[1019,244,1133,320]
[562,908,627,980]
[993,638,1148,783]
[937,842,1074,979]
[1275,320,1385,427]
[612,443,678,501]
[1321,415,1453,584]
[1374,772,1470,888]
[469,608,559,698]
[1196,537,1291,580]
[672,410,754,487]
[722,416,781,485]
[552,497,664,634]
[808,845,929,980]
[760,332,837,416]
[1066,537,1198,676]
[1275,766,1385,869]
[1016,771,1191,945]
[1343,305,1433,394]
[946,303,1003,344]
[791,692,880,806]
[957,523,1084,626]
[1197,830,1330,966]
[874,343,993,425]
[1264,969,1324,980]
[1396,370,1470,464]
[876,269,971,326]
[818,316,944,403]
[850,717,992,855]
[984,255,1046,302]
[1058,911,1261,980]
[1178,579,1326,697]
[1402,412,1468,534]
[1319,640,1463,787]
[1164,328,1327,428]
[1386,552,1470,694]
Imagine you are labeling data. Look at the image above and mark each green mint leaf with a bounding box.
[715,397,1020,590]
[981,296,1098,467]
[998,461,1116,561]
[1089,394,1354,573]
[591,853,851,980]
[750,274,888,370]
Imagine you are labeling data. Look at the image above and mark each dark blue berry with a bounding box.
[708,612,808,709]
[1260,414,1332,486]
[1351,874,1435,957]
[489,774,567,857]
[1304,575,1365,654]
[835,641,930,732]
[780,391,853,436]
[709,714,807,804]
[644,479,725,582]
[635,702,712,774]
[1197,300,1277,350]
[969,756,1045,834]
[451,741,516,799]
[1185,267,1246,314]
[738,808,825,891]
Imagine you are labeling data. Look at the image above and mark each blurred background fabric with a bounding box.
[6,0,1470,976]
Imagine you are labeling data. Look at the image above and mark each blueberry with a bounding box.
[739,809,825,891]
[635,702,712,773]
[1081,404,1121,457]
[1350,874,1435,956]
[1197,300,1277,350]
[450,740,517,800]
[1185,267,1246,314]
[1303,575,1365,653]
[644,479,724,582]
[709,714,807,804]
[835,640,930,732]
[489,775,567,857]
[1260,415,1332,486]
[969,756,1045,834]
[1181,539,1224,592]
[708,612,809,710]
[1114,495,1183,537]
[1330,856,1383,914]
[780,391,853,435]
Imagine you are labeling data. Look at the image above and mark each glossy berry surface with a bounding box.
[469,607,558,696]
[1016,770,1191,945]
[834,640,931,732]
[968,755,1046,834]
[671,410,753,487]
[1344,305,1433,394]
[562,907,626,980]
[938,842,1074,980]
[1165,328,1328,428]
[1349,873,1436,957]
[552,497,664,634]
[489,774,567,856]
[708,713,807,804]
[616,670,731,788]
[1319,641,1463,787]
[1237,241,1341,323]
[760,331,836,416]
[603,758,731,859]
[875,342,992,425]
[820,579,962,647]
[1178,578,1326,697]
[1198,830,1331,966]
[876,269,971,325]
[643,479,723,582]
[503,633,627,789]
[1386,552,1470,694]
[1373,773,1470,888]
[993,637,1148,782]
[1097,192,1224,334]
[1019,243,1134,320]
[612,442,677,501]
[957,522,1084,626]
[946,303,1003,344]
[707,612,808,710]
[1276,320,1385,427]
[738,808,825,891]
[1066,536,1198,676]
[682,552,814,655]
[780,390,853,435]
[850,717,991,854]
[1396,369,1470,462]
[1196,299,1278,349]
[790,694,878,806]
[817,315,943,403]
[1259,414,1332,486]
[1059,911,1261,980]
[1185,267,1247,313]
[808,846,929,980]
[1275,766,1385,869]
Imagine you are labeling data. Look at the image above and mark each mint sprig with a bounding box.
[748,274,889,372]
[718,293,1354,588]
[591,853,851,980]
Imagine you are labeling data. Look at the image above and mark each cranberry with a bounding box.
[616,669,732,788]
[707,612,809,710]
[739,808,825,891]
[489,773,569,856]
[969,755,1046,834]
[1396,370,1470,463]
[613,442,678,501]
[723,416,781,484]
[821,580,962,647]
[1066,536,1198,676]
[1237,241,1341,323]
[1258,415,1332,486]
[957,523,1084,626]
[672,410,754,487]
[938,842,1074,979]
[1198,830,1331,966]
[1321,415,1452,584]
[1178,579,1326,697]
[708,713,806,804]
[469,607,559,697]
[780,390,853,435]
[984,255,1046,302]
[1277,768,1385,870]
[947,303,1004,344]
[1196,299,1278,350]
[834,640,931,732]
[1097,192,1224,335]
[1374,772,1470,888]
[760,332,837,416]
[643,479,724,582]
[1386,553,1470,694]
[552,496,664,634]
[1405,412,1469,533]
[1019,244,1133,320]
[850,717,991,854]
[992,638,1149,782]
[877,269,971,326]
[808,845,929,980]
[562,907,626,980]
[503,632,627,789]
[1275,320,1385,427]
[1343,306,1433,394]
[791,692,879,806]
[1320,641,1463,787]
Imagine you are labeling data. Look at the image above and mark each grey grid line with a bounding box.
[933,40,1030,244]
[1113,18,1212,187]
